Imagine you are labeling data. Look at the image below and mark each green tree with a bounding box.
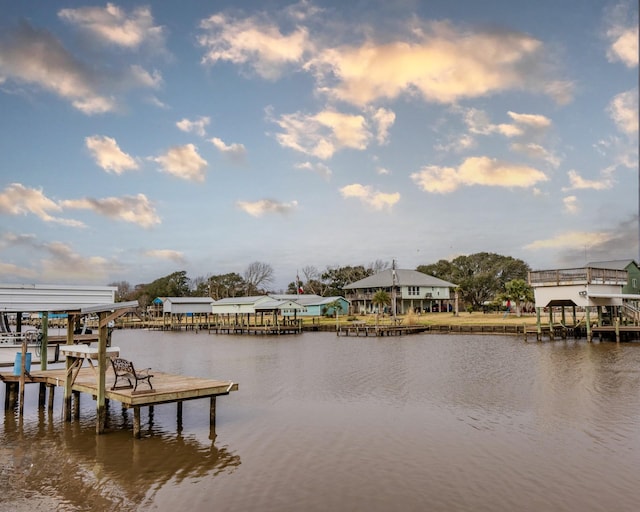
[372,289,391,327]
[143,270,191,300]
[208,272,245,299]
[417,253,530,310]
[322,265,373,296]
[502,279,534,317]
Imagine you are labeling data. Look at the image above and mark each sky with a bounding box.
[0,0,638,291]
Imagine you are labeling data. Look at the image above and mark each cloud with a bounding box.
[39,240,118,283]
[563,195,579,214]
[605,3,639,67]
[411,156,548,193]
[295,161,332,180]
[236,199,298,217]
[0,22,116,114]
[85,135,139,174]
[0,261,38,280]
[198,13,311,79]
[524,231,616,250]
[464,108,552,138]
[177,116,210,137]
[369,107,396,144]
[58,3,166,51]
[510,142,560,167]
[0,183,84,227]
[60,193,160,228]
[153,144,208,182]
[210,137,247,162]
[563,169,613,191]
[271,108,370,159]
[143,249,185,263]
[607,89,638,135]
[306,21,571,106]
[339,183,400,210]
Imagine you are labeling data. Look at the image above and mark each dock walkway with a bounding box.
[1,366,238,437]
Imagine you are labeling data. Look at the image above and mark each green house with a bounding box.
[588,260,640,295]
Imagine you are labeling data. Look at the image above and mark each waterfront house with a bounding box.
[343,269,457,315]
[587,260,640,296]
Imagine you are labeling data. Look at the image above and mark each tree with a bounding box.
[143,270,191,300]
[502,279,534,317]
[208,272,245,299]
[417,253,530,310]
[322,265,374,296]
[372,289,391,327]
[108,281,133,302]
[243,261,274,295]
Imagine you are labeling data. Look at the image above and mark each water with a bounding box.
[1,330,639,511]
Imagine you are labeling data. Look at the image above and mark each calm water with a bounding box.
[1,330,639,512]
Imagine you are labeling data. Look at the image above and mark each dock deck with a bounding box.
[1,366,238,437]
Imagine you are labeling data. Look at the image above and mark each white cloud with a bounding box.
[0,183,84,227]
[85,135,139,174]
[210,137,247,162]
[177,116,210,137]
[271,108,370,159]
[198,13,311,79]
[369,107,396,144]
[563,170,613,191]
[306,21,571,106]
[58,3,166,51]
[339,183,400,210]
[61,193,160,228]
[510,142,560,167]
[411,156,548,194]
[605,3,639,68]
[153,144,208,182]
[143,249,185,263]
[237,199,298,217]
[464,108,551,138]
[0,22,116,114]
[524,231,615,250]
[295,161,332,179]
[607,89,639,135]
[39,241,118,283]
[563,195,579,214]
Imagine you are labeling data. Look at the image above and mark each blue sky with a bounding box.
[0,0,637,291]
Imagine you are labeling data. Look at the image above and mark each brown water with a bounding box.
[1,330,639,512]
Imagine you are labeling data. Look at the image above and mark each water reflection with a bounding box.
[0,405,240,511]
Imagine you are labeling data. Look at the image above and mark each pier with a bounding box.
[1,363,238,438]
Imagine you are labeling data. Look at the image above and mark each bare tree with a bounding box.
[243,261,274,294]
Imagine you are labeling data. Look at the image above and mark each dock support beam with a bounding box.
[210,396,217,439]
[133,406,141,438]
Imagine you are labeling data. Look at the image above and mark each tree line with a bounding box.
[110,253,533,313]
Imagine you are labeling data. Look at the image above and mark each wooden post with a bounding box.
[177,401,183,432]
[536,307,542,341]
[41,311,48,370]
[73,390,80,419]
[210,396,217,439]
[63,313,76,422]
[96,311,108,434]
[19,338,27,416]
[48,384,55,412]
[585,307,592,342]
[38,383,46,408]
[133,406,141,438]
[548,307,554,341]
[615,317,620,343]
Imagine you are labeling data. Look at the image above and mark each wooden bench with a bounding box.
[110,357,154,393]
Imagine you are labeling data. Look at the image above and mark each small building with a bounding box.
[270,294,349,317]
[343,269,457,315]
[160,297,215,329]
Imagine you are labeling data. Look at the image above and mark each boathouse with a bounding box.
[344,269,457,315]
[270,294,349,317]
[528,264,640,341]
[159,296,215,329]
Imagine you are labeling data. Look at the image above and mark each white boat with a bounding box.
[0,331,60,368]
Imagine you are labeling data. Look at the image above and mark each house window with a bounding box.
[633,278,638,289]
[408,286,420,296]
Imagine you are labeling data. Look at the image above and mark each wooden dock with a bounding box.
[338,323,430,337]
[208,323,302,335]
[1,365,238,438]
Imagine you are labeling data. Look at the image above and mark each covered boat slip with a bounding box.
[0,283,239,437]
[528,266,640,342]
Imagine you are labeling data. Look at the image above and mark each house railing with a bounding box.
[528,267,628,287]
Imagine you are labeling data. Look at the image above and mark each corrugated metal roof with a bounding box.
[343,269,456,289]
[163,297,214,304]
[270,294,349,306]
[587,260,637,271]
[0,283,117,312]
[212,296,270,305]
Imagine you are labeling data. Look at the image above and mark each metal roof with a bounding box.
[162,297,214,304]
[212,296,270,305]
[0,283,118,313]
[586,260,638,271]
[270,294,349,306]
[343,269,457,289]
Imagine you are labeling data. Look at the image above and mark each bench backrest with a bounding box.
[111,357,134,374]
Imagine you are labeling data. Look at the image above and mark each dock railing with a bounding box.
[528,267,628,287]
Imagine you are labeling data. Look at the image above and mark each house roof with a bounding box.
[212,296,270,305]
[163,297,214,304]
[270,294,349,306]
[586,260,638,271]
[343,269,457,289]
